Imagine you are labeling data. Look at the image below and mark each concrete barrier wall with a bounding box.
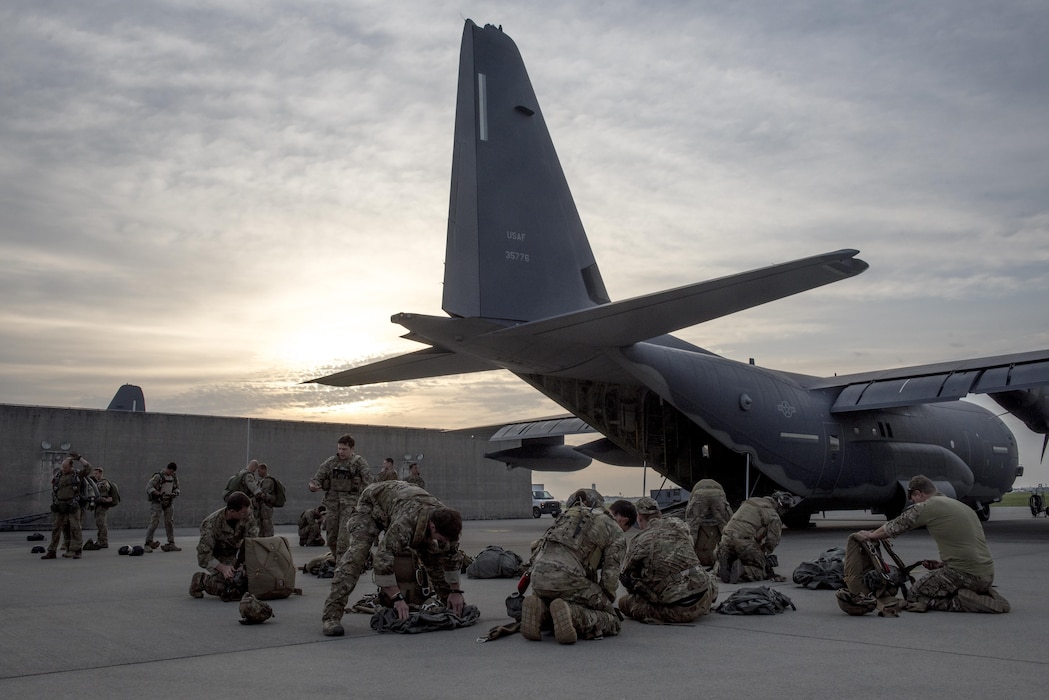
[0,405,531,530]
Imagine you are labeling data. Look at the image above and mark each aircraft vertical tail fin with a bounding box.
[444,21,610,323]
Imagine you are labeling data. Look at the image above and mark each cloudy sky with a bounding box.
[3,1,1047,497]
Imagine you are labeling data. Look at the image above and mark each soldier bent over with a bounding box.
[321,481,465,637]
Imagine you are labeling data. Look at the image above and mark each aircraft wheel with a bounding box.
[975,503,991,522]
[532,507,541,519]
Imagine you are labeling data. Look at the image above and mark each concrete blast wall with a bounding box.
[0,405,531,530]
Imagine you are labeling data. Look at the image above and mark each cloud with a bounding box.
[2,1,1048,489]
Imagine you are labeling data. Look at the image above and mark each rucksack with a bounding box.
[792,546,846,590]
[223,473,242,501]
[243,536,300,600]
[271,478,287,507]
[466,546,524,579]
[716,586,796,615]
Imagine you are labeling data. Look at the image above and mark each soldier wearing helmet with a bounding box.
[715,490,799,584]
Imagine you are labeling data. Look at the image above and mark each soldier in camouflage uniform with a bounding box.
[684,478,734,567]
[618,497,719,624]
[145,462,181,551]
[189,491,259,600]
[716,491,798,584]
[256,463,277,537]
[321,480,465,636]
[378,457,399,481]
[41,453,93,559]
[308,434,371,559]
[855,475,1009,613]
[89,467,120,548]
[405,462,425,489]
[298,505,326,546]
[521,490,633,644]
[227,459,263,503]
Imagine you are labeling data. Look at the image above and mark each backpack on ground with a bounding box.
[716,586,796,615]
[792,546,846,590]
[243,536,300,600]
[466,545,524,579]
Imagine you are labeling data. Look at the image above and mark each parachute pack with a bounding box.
[466,546,524,579]
[792,547,846,590]
[716,586,796,615]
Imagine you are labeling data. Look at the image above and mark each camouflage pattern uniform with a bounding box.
[257,475,277,537]
[618,516,719,623]
[378,466,399,481]
[92,476,121,547]
[312,452,371,558]
[405,473,426,489]
[684,479,734,567]
[145,470,180,547]
[46,460,92,557]
[321,481,463,626]
[194,506,260,598]
[882,494,996,612]
[527,503,626,640]
[298,507,325,546]
[717,496,782,582]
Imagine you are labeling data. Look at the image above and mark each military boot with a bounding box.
[717,549,733,584]
[521,595,546,641]
[161,543,182,552]
[189,572,206,599]
[41,551,57,560]
[957,588,1011,614]
[549,598,577,645]
[322,619,345,637]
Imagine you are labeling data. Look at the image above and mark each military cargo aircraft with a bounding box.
[311,20,1049,525]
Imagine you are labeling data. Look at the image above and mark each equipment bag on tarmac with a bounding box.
[466,545,524,578]
[243,536,300,600]
[716,586,796,615]
[792,546,846,590]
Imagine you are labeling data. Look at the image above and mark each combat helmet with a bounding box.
[770,491,800,510]
[836,588,878,616]
[565,488,604,509]
[239,593,274,625]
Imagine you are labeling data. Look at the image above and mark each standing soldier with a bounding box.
[85,467,120,550]
[618,497,719,624]
[378,457,399,481]
[521,489,634,644]
[255,463,282,537]
[308,434,371,559]
[684,478,734,567]
[405,462,425,489]
[716,491,799,584]
[145,462,181,552]
[225,459,263,503]
[41,453,93,560]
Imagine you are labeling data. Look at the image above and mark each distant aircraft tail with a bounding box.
[108,384,145,411]
[443,21,610,323]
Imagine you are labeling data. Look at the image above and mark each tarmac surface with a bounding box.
[2,507,1047,698]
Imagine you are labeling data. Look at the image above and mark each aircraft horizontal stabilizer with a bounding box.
[308,346,499,387]
[813,349,1049,412]
[492,250,868,347]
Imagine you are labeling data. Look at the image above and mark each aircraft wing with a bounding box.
[307,346,499,387]
[491,249,867,346]
[805,349,1049,412]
